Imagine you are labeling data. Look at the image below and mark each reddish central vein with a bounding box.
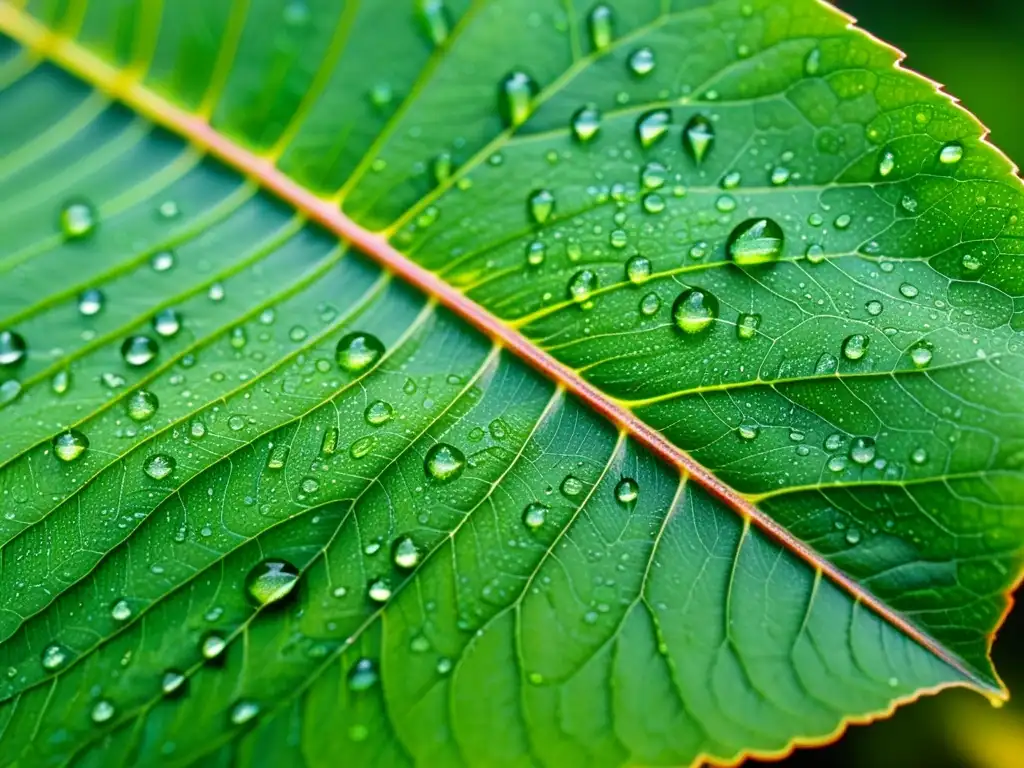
[0,4,998,697]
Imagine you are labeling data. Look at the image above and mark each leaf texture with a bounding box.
[0,0,1022,765]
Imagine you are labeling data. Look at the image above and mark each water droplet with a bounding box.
[60,200,96,239]
[417,0,450,46]
[266,444,289,470]
[939,142,963,165]
[368,579,392,603]
[639,292,661,316]
[587,4,614,51]
[91,699,115,724]
[437,657,452,675]
[229,326,248,350]
[365,400,394,426]
[625,255,652,284]
[53,429,89,462]
[301,477,319,494]
[161,670,187,695]
[432,151,453,185]
[143,454,176,480]
[834,214,852,229]
[230,700,260,725]
[126,390,159,422]
[321,426,338,455]
[348,658,379,691]
[78,288,104,316]
[815,353,839,374]
[525,240,546,266]
[672,289,718,335]
[110,599,132,622]
[878,150,895,177]
[51,369,70,395]
[561,475,584,498]
[201,633,227,659]
[567,269,598,306]
[849,437,876,465]
[827,455,847,473]
[636,109,671,149]
[151,308,181,339]
[824,434,844,452]
[642,193,665,214]
[615,478,639,504]
[738,422,759,441]
[246,560,300,606]
[121,335,158,366]
[865,300,883,317]
[841,334,869,361]
[911,447,928,465]
[499,71,538,128]
[424,443,465,483]
[961,253,982,273]
[910,342,933,368]
[727,218,784,267]
[899,283,919,299]
[571,105,601,143]
[191,419,207,439]
[721,171,742,190]
[769,166,790,186]
[528,189,555,224]
[522,502,549,530]
[336,332,385,373]
[151,251,175,272]
[208,282,226,302]
[804,47,821,75]
[628,47,655,76]
[683,115,714,163]
[845,528,862,545]
[41,644,69,671]
[393,537,420,569]
[158,200,180,219]
[737,313,760,340]
[0,331,27,366]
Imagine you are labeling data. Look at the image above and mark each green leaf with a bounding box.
[0,0,1022,765]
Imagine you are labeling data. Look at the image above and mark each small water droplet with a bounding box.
[628,47,655,76]
[736,313,760,340]
[0,331,27,366]
[424,443,466,483]
[151,251,175,272]
[201,633,227,659]
[769,166,791,186]
[587,4,614,51]
[152,308,181,338]
[899,283,919,299]
[804,47,821,75]
[230,700,260,725]
[849,437,876,465]
[110,599,132,622]
[499,71,538,128]
[878,149,895,177]
[522,501,549,530]
[639,292,661,316]
[845,528,862,545]
[615,478,639,504]
[561,475,584,498]
[60,200,96,239]
[161,670,187,695]
[368,579,392,603]
[672,289,718,335]
[336,332,385,373]
[728,218,784,267]
[78,288,104,317]
[571,105,601,142]
[834,214,852,229]
[683,115,714,163]
[126,390,159,422]
[91,699,115,724]
[348,658,380,691]
[911,447,928,465]
[208,282,226,302]
[625,255,652,284]
[246,560,300,606]
[191,419,207,439]
[41,644,69,671]
[121,335,159,367]
[636,109,671,149]
[910,342,933,368]
[738,422,759,441]
[567,269,598,307]
[528,189,555,224]
[365,400,394,426]
[842,334,869,361]
[143,454,176,480]
[51,369,70,395]
[53,429,89,462]
[865,300,883,317]
[939,142,963,165]
[417,0,450,46]
[393,537,420,569]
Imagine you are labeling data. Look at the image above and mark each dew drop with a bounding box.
[143,453,176,480]
[939,142,963,165]
[727,218,784,267]
[60,200,96,239]
[961,253,982,273]
[849,437,876,465]
[0,330,27,366]
[152,308,181,338]
[567,269,598,306]
[348,658,380,691]
[804,47,821,75]
[121,335,159,367]
[91,699,115,724]
[78,288,104,317]
[639,292,661,316]
[392,536,421,569]
[628,47,655,76]
[499,71,538,129]
[368,579,392,603]
[424,443,465,483]
[769,166,791,186]
[561,475,584,497]
[230,701,260,725]
[522,501,549,530]
[126,390,159,422]
[736,313,760,340]
[911,447,928,465]
[683,115,714,163]
[865,300,883,317]
[245,560,300,606]
[571,105,601,143]
[625,255,652,284]
[266,443,289,470]
[151,251,175,272]
[910,342,933,368]
[161,670,187,695]
[899,283,919,299]
[301,477,319,494]
[842,334,869,361]
[878,150,895,177]
[110,599,132,622]
[365,400,394,426]
[41,644,69,671]
[336,332,385,373]
[53,429,89,462]
[321,426,338,455]
[201,633,227,659]
[636,109,671,149]
[587,4,614,51]
[528,189,555,224]
[845,528,862,545]
[738,422,759,441]
[615,477,639,504]
[672,289,718,335]
[417,0,451,46]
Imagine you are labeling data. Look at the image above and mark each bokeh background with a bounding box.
[768,1,1024,766]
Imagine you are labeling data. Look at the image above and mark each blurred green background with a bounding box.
[767,1,1024,766]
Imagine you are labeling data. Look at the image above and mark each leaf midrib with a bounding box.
[0,2,999,698]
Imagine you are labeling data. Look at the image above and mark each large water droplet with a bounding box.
[683,115,714,163]
[499,71,538,129]
[615,478,639,504]
[571,105,601,143]
[587,4,614,51]
[143,454,176,480]
[393,537,421,569]
[528,189,555,224]
[53,429,89,462]
[727,218,784,267]
[625,255,652,284]
[522,502,549,530]
[849,437,876,465]
[842,334,869,361]
[672,289,718,335]
[939,142,963,165]
[0,330,27,366]
[365,400,394,426]
[424,443,465,483]
[636,109,671,149]
[628,47,655,76]
[348,658,380,691]
[417,0,450,46]
[246,560,300,606]
[60,200,96,239]
[126,390,159,422]
[121,335,159,367]
[336,332,385,373]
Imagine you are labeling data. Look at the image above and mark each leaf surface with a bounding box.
[0,0,1022,765]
